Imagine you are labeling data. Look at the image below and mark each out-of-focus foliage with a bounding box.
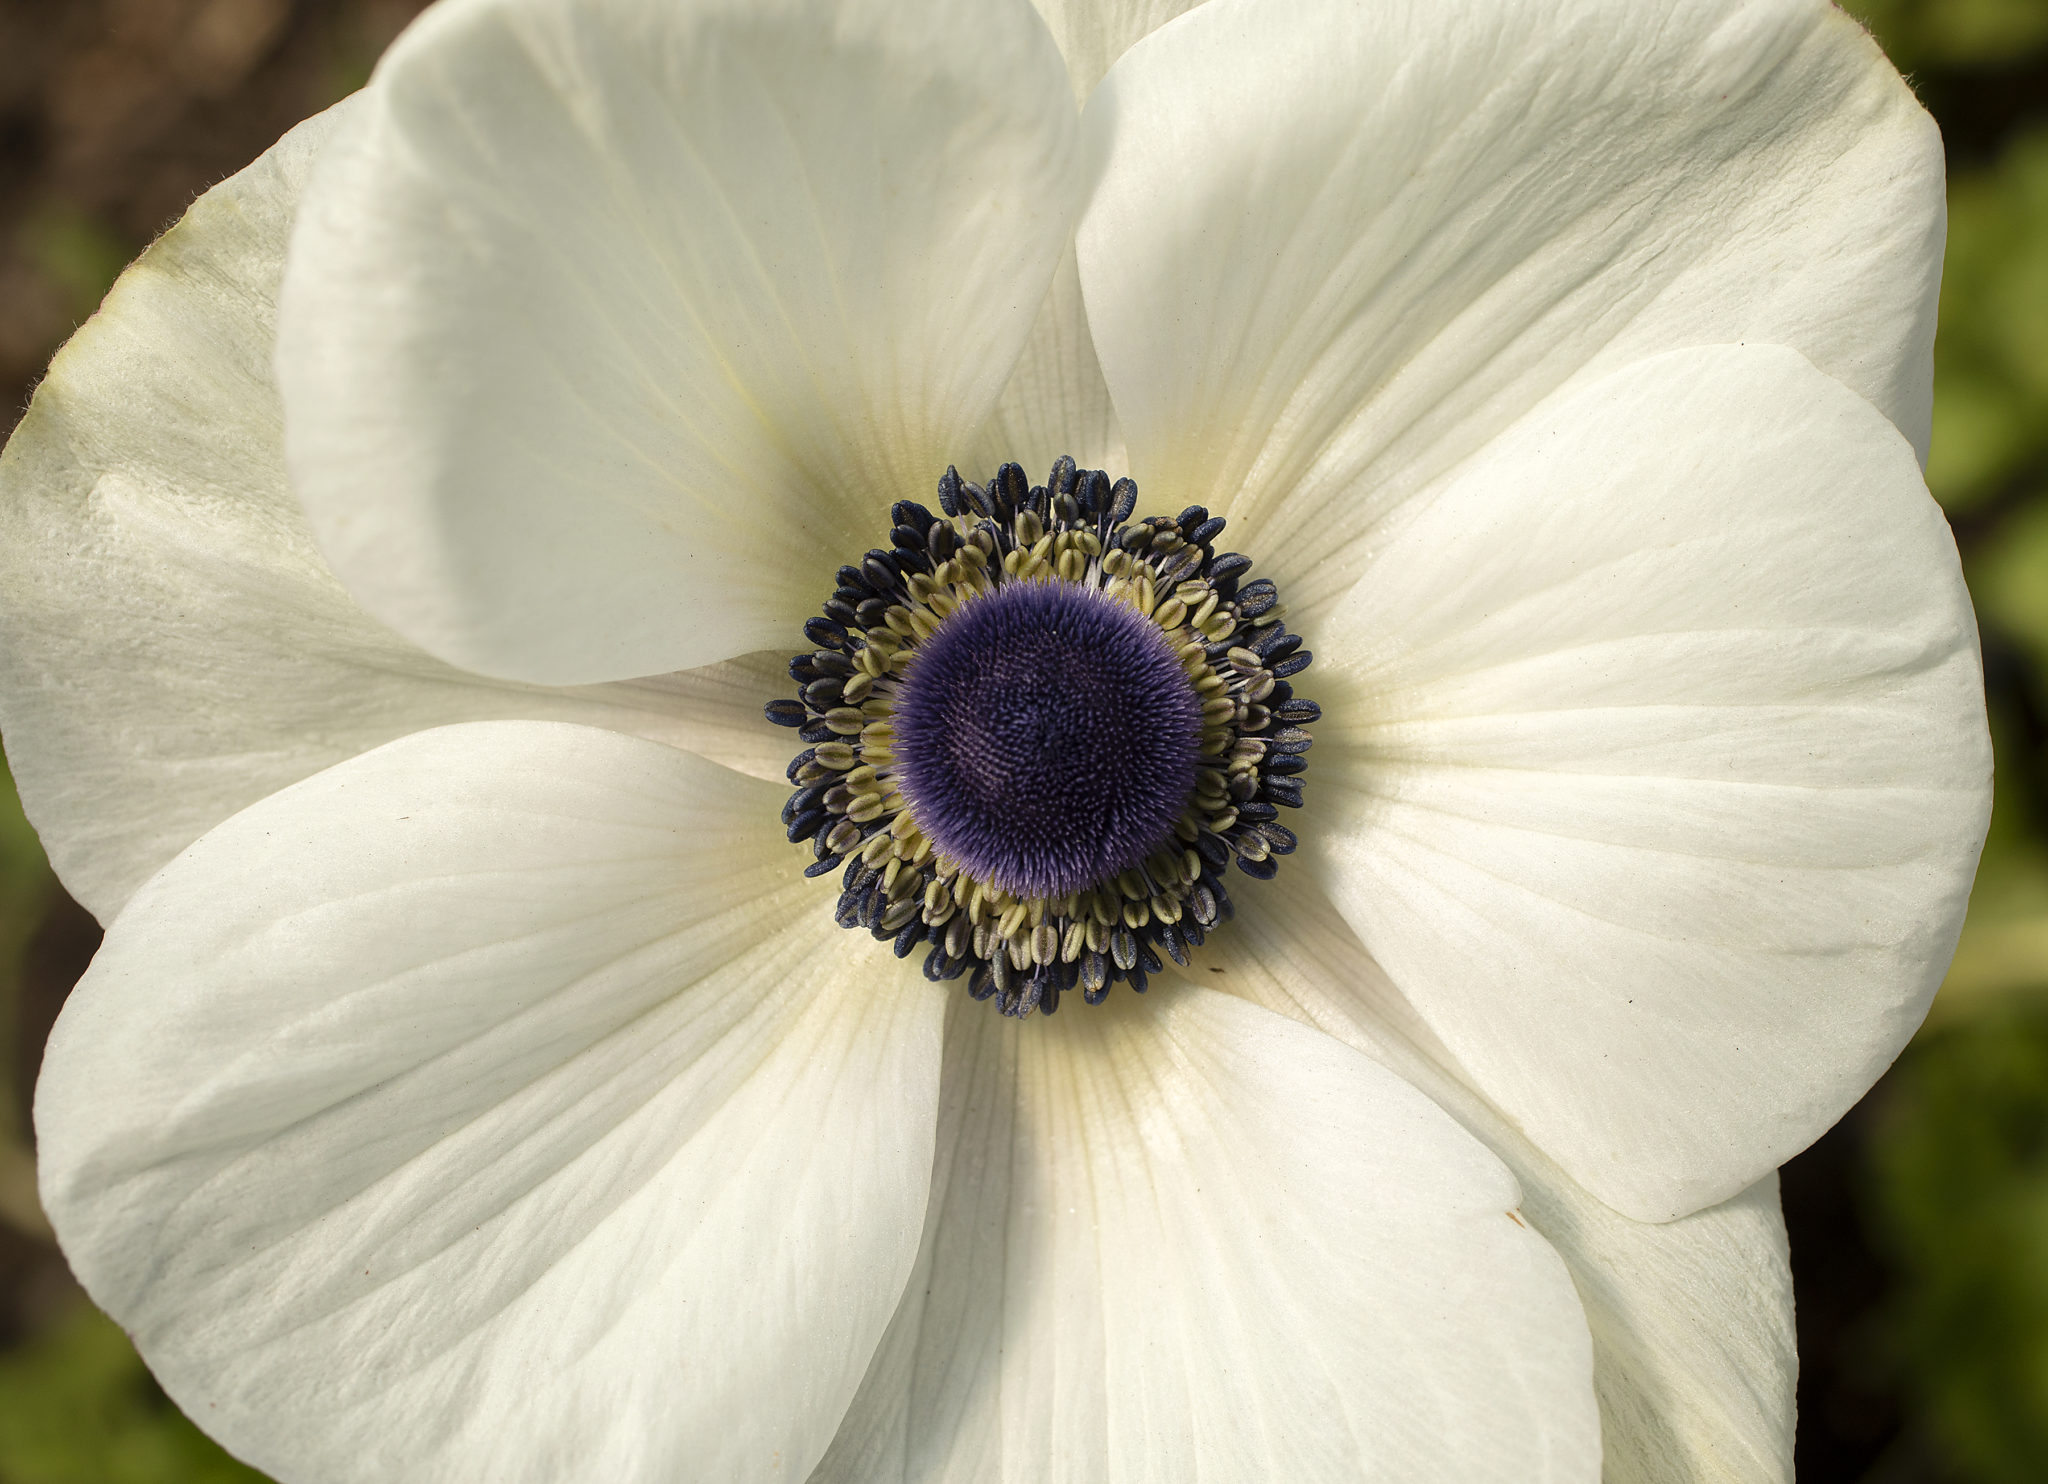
[1837,1,2048,1479]
[0,1305,266,1484]
[1870,1010,2048,1484]
[1895,0,2048,1024]
[1927,128,2048,517]
[0,753,50,1239]
[1855,0,2048,69]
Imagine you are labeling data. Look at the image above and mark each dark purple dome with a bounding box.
[890,579,1204,899]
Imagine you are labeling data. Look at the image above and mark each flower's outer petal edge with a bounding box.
[0,96,806,925]
[809,986,1602,1483]
[36,721,945,1484]
[1201,882,1797,1484]
[1078,0,1944,622]
[278,0,1083,687]
[1314,343,1988,1221]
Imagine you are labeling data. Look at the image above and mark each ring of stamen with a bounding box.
[767,456,1321,1019]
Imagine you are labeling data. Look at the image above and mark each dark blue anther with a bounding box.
[993,463,1029,520]
[1207,552,1252,588]
[1076,468,1110,518]
[1235,579,1279,618]
[1108,477,1139,523]
[765,699,807,728]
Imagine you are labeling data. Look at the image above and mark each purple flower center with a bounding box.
[890,579,1203,899]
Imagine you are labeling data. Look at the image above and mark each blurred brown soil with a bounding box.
[0,0,430,442]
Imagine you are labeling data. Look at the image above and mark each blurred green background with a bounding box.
[0,0,2045,1480]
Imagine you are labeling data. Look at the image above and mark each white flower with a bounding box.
[0,0,1988,1479]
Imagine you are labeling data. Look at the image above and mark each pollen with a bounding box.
[767,457,1320,1019]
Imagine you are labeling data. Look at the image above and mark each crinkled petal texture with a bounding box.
[811,989,1601,1483]
[36,722,946,1484]
[278,0,1081,686]
[0,98,796,925]
[1079,0,1945,621]
[1310,343,1987,1221]
[1200,884,1797,1484]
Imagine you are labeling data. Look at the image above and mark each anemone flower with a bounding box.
[0,0,1987,1479]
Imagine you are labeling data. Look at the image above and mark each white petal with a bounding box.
[1205,882,1796,1484]
[279,0,1081,686]
[1030,0,1202,100]
[37,722,944,1484]
[1311,343,1988,1220]
[1078,0,1943,619]
[966,0,1213,481]
[963,245,1127,481]
[812,989,1600,1482]
[0,101,797,924]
